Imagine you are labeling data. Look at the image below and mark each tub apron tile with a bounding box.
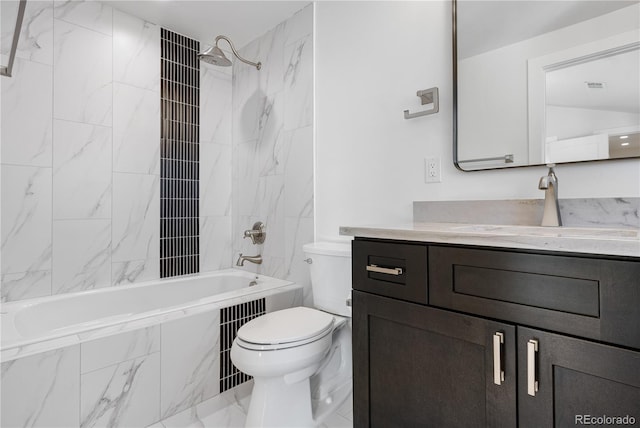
[80,353,161,428]
[81,326,160,374]
[160,311,221,419]
[0,345,80,427]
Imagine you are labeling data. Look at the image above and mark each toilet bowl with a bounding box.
[230,241,352,427]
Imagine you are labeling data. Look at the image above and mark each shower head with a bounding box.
[198,35,261,70]
[198,45,232,67]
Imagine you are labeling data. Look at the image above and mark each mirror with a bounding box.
[453,0,640,171]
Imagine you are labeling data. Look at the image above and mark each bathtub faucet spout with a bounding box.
[236,253,263,266]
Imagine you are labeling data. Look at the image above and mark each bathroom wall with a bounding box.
[0,0,238,302]
[1,1,162,302]
[199,61,234,273]
[231,5,314,299]
[314,1,640,240]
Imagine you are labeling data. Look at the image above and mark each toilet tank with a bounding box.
[303,241,352,317]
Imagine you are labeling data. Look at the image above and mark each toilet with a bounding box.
[230,241,352,427]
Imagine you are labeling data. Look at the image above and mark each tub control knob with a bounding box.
[243,222,266,245]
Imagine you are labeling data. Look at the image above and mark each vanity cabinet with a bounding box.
[352,238,640,428]
[517,327,640,428]
[352,290,517,427]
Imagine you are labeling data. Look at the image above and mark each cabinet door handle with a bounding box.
[366,264,403,276]
[527,339,539,396]
[493,332,505,385]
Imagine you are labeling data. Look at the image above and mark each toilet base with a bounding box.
[245,375,314,428]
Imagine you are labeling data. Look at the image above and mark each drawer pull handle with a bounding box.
[366,264,403,276]
[493,332,505,385]
[527,339,539,396]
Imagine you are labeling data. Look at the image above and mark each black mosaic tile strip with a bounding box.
[160,28,200,278]
[220,299,267,393]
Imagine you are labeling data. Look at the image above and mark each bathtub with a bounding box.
[1,269,299,362]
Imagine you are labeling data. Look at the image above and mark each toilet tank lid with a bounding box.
[303,241,351,257]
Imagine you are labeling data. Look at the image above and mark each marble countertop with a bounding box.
[339,223,640,258]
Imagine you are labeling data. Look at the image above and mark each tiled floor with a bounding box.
[150,381,353,428]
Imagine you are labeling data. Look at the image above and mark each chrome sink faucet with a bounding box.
[236,253,263,266]
[538,165,562,227]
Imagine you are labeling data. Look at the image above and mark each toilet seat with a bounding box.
[236,307,335,351]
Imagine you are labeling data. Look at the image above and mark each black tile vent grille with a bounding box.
[220,298,266,392]
[160,28,200,278]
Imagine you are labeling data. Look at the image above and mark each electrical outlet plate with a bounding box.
[425,157,441,183]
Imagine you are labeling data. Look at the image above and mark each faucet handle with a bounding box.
[538,166,558,190]
[538,175,549,190]
[243,222,266,245]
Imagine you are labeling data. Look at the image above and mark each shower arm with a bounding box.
[215,35,262,70]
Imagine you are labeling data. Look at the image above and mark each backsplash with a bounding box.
[413,198,640,229]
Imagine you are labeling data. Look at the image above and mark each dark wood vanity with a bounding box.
[352,237,640,427]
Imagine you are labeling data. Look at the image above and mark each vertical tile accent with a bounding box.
[160,28,200,278]
[219,298,266,393]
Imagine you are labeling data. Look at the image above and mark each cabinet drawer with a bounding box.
[353,239,428,303]
[429,246,640,349]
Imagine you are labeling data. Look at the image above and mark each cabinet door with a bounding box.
[353,291,517,428]
[518,327,640,428]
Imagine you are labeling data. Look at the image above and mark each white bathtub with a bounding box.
[1,269,297,362]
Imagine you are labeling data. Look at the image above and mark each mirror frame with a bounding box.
[451,0,640,172]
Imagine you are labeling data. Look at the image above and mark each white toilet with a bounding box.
[230,241,352,427]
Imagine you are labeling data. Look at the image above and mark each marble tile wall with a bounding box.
[1,291,300,427]
[2,2,314,302]
[199,61,233,272]
[231,5,315,304]
[1,1,161,302]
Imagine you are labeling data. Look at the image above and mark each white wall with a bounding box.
[314,1,640,241]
